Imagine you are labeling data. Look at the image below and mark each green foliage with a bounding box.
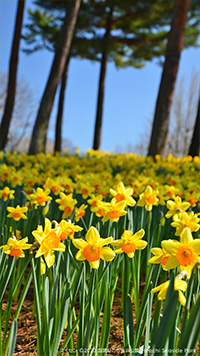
[22,0,200,69]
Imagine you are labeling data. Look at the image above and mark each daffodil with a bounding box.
[101,200,127,222]
[137,185,159,211]
[165,196,190,219]
[0,237,31,257]
[110,181,136,207]
[112,229,147,258]
[161,228,200,278]
[32,218,65,268]
[76,182,94,199]
[75,204,87,222]
[29,187,52,207]
[0,186,15,201]
[56,193,77,218]
[148,247,170,270]
[171,211,200,236]
[57,219,83,240]
[87,194,104,213]
[151,278,187,306]
[72,226,115,269]
[7,205,28,221]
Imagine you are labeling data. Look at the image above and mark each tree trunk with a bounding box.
[28,0,81,155]
[188,95,200,157]
[0,0,25,150]
[54,56,70,153]
[93,7,113,151]
[148,0,191,157]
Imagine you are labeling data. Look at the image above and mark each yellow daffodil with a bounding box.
[57,220,83,240]
[75,204,87,222]
[165,196,190,219]
[101,200,127,222]
[10,171,22,187]
[161,228,200,278]
[61,177,75,194]
[110,181,136,207]
[29,187,52,207]
[40,258,46,275]
[148,247,170,270]
[87,194,104,213]
[56,193,77,219]
[0,237,31,257]
[44,177,64,195]
[7,205,28,221]
[72,226,115,269]
[94,200,109,218]
[32,218,65,268]
[112,229,147,258]
[137,185,159,211]
[163,185,179,200]
[151,278,187,306]
[0,186,15,201]
[76,183,94,199]
[171,211,200,236]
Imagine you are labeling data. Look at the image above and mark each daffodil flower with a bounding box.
[7,205,28,221]
[161,228,200,278]
[148,247,170,270]
[0,186,15,201]
[57,219,83,240]
[32,218,65,268]
[0,237,31,257]
[112,229,147,258]
[75,204,87,222]
[165,196,190,219]
[171,211,200,236]
[137,185,159,211]
[101,200,127,222]
[151,277,187,306]
[72,226,115,269]
[29,187,52,207]
[110,181,136,207]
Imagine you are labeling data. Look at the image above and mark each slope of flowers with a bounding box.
[0,150,199,356]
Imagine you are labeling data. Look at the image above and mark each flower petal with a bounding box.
[44,250,55,268]
[86,226,100,244]
[180,228,193,245]
[76,250,86,261]
[164,255,179,270]
[178,290,186,306]
[98,237,113,247]
[174,280,187,292]
[72,238,88,250]
[161,240,180,255]
[191,239,200,254]
[100,247,115,261]
[89,260,100,269]
[132,229,145,241]
[135,240,147,250]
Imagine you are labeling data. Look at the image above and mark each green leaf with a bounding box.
[153,274,178,351]
[125,295,134,351]
[51,281,71,356]
[8,320,18,356]
[178,295,200,356]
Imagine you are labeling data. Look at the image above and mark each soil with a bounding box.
[1,287,199,356]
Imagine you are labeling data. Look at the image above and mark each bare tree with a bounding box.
[148,0,191,156]
[28,0,81,154]
[0,0,25,150]
[0,72,35,152]
[166,71,199,156]
[128,71,199,157]
[188,93,200,156]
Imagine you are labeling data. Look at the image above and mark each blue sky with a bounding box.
[0,0,200,153]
